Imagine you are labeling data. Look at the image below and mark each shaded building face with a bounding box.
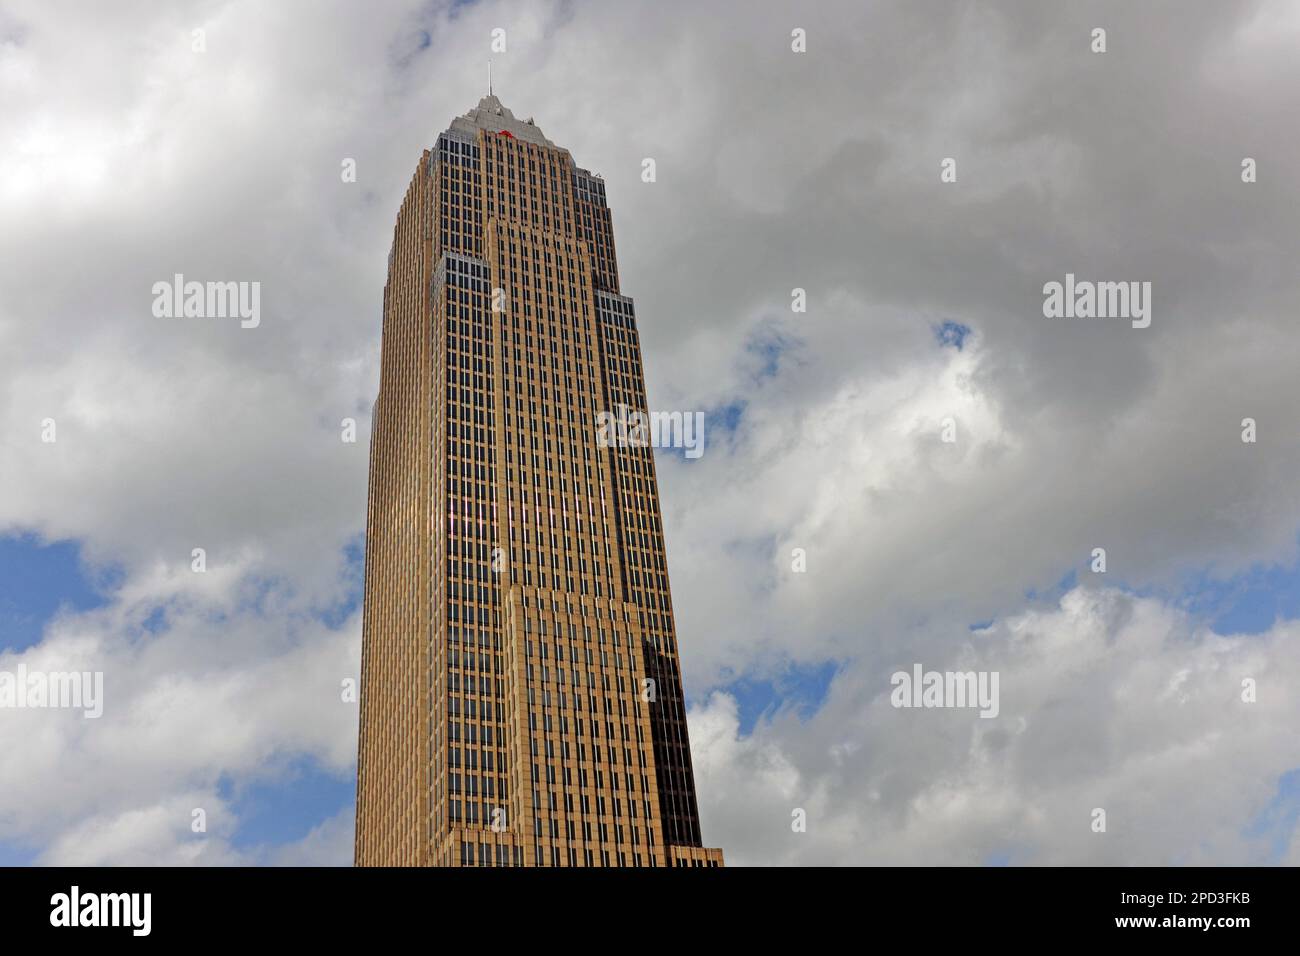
[355,96,722,868]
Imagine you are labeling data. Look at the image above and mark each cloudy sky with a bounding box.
[2,0,1299,866]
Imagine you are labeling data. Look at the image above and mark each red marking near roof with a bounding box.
[497,130,514,139]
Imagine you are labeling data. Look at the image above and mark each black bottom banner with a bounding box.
[0,865,1283,943]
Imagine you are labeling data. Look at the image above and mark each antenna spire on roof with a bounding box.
[488,61,492,96]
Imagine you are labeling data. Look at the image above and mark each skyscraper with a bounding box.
[354,94,723,868]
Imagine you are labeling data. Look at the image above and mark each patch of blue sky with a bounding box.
[1101,541,1300,637]
[1243,768,1300,863]
[714,660,840,735]
[934,321,971,350]
[0,534,115,652]
[744,322,802,383]
[221,756,356,852]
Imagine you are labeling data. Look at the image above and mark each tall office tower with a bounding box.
[354,94,723,868]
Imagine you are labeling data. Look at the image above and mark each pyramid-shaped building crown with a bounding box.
[446,94,558,149]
